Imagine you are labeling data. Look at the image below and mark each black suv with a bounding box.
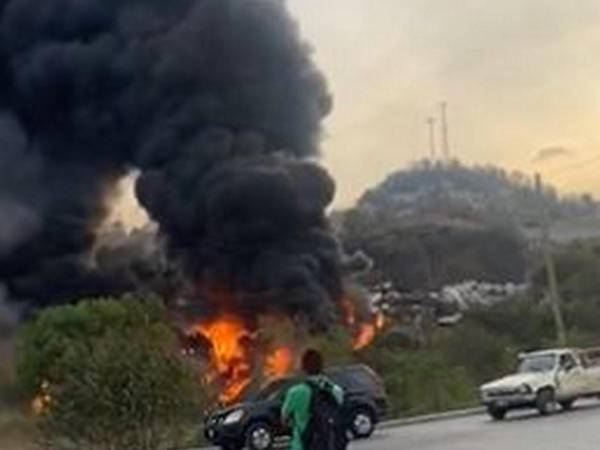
[204,364,388,450]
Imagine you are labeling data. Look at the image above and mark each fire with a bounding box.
[340,296,386,350]
[32,380,52,415]
[190,313,296,404]
[340,297,356,327]
[375,311,386,330]
[265,346,294,379]
[352,323,376,351]
[192,315,253,404]
[189,294,386,403]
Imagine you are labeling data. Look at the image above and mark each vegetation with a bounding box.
[342,210,527,289]
[336,237,600,418]
[359,160,598,226]
[337,160,600,290]
[360,344,476,416]
[17,296,205,450]
[351,297,596,417]
[328,162,600,418]
[4,235,600,449]
[1,342,35,450]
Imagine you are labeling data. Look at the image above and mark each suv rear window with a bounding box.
[250,378,298,401]
[326,366,381,391]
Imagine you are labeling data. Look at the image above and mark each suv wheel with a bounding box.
[350,407,376,438]
[536,388,556,416]
[245,422,274,450]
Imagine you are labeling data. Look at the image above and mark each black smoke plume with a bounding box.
[0,0,342,325]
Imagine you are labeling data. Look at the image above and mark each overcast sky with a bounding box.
[288,0,600,206]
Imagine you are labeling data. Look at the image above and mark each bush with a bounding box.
[359,346,476,417]
[438,323,516,385]
[563,298,600,342]
[18,296,205,450]
[465,300,556,350]
[306,326,355,366]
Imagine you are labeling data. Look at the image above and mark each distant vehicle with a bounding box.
[204,364,388,450]
[480,348,600,420]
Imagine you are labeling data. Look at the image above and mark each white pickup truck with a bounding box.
[480,348,600,420]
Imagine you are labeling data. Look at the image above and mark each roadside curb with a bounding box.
[378,406,486,429]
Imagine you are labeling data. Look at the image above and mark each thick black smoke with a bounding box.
[0,0,342,324]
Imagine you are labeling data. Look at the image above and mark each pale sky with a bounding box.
[288,0,600,207]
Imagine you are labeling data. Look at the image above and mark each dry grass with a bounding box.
[0,337,35,450]
[0,407,36,450]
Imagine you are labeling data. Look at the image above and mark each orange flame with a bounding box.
[340,298,356,327]
[265,346,294,379]
[32,380,52,415]
[375,311,386,330]
[192,315,253,404]
[340,296,386,350]
[352,312,387,350]
[352,323,377,350]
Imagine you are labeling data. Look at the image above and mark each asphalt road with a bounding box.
[199,400,600,450]
[355,400,600,450]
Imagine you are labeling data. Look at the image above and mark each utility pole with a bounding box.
[535,173,567,346]
[440,101,450,160]
[426,117,436,160]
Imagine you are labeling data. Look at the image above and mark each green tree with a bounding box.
[18,296,204,450]
[531,239,600,303]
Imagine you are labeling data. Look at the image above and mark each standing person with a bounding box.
[281,349,346,450]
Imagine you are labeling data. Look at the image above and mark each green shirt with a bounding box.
[281,376,344,450]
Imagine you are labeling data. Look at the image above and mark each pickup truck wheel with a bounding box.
[487,406,507,421]
[559,399,575,411]
[536,388,556,415]
[245,422,274,450]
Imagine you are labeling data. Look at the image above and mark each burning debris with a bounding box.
[349,312,386,351]
[191,315,254,404]
[188,312,298,404]
[187,304,385,404]
[340,290,386,351]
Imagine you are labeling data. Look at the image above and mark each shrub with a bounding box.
[359,346,476,417]
[18,296,205,450]
[438,322,516,385]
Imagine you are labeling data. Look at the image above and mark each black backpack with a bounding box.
[301,379,348,450]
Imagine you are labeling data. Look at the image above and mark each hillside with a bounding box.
[337,160,600,291]
[358,160,599,230]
